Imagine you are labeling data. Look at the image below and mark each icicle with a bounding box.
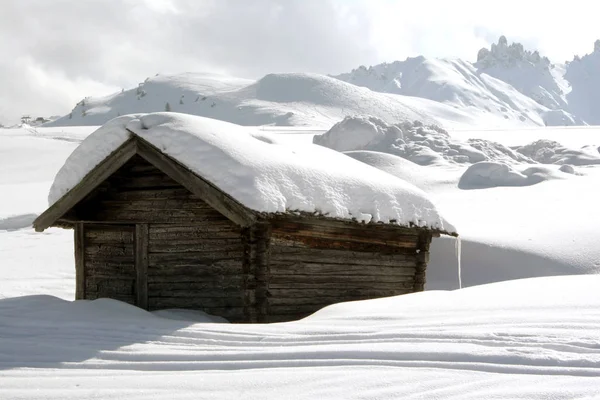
[455,236,462,289]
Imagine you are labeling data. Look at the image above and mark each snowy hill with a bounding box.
[45,37,600,130]
[334,37,600,126]
[46,72,477,129]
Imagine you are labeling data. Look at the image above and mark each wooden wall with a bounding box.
[74,156,247,321]
[265,219,425,322]
[71,155,434,323]
[146,223,245,322]
[78,224,136,304]
[75,155,228,225]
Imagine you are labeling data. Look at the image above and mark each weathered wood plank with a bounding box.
[271,219,420,243]
[269,281,414,290]
[148,275,244,287]
[241,227,255,323]
[148,291,244,304]
[75,223,85,300]
[149,224,239,236]
[101,187,198,201]
[271,230,419,247]
[98,199,215,210]
[148,275,252,284]
[270,269,416,280]
[89,208,233,223]
[108,173,180,189]
[87,265,136,277]
[269,245,417,265]
[147,263,244,278]
[271,235,418,252]
[270,261,417,275]
[33,139,138,232]
[268,288,411,299]
[414,232,432,291]
[148,252,244,266]
[253,223,271,322]
[270,273,416,284]
[270,215,427,237]
[148,240,243,253]
[84,244,134,257]
[86,277,135,295]
[135,224,149,310]
[135,137,256,227]
[84,228,135,244]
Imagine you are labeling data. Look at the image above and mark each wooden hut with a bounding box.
[33,113,456,323]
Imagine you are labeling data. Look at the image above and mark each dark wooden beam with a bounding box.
[33,139,138,232]
[134,136,256,227]
[414,231,432,292]
[74,222,85,300]
[253,223,271,323]
[135,223,149,310]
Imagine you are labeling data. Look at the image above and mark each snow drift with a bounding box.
[314,116,531,166]
[316,116,600,174]
[458,162,571,189]
[2,275,600,399]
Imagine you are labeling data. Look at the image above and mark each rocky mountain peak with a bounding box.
[476,36,550,69]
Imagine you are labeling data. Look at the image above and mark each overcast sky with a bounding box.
[1,0,599,123]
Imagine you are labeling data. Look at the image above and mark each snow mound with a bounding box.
[517,139,600,165]
[48,113,455,233]
[458,162,570,189]
[344,151,427,188]
[0,213,38,231]
[314,116,532,166]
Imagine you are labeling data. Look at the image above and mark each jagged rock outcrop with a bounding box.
[564,40,600,124]
[476,36,550,69]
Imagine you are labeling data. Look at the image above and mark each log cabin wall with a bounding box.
[265,219,425,322]
[73,156,247,322]
[78,223,136,304]
[68,155,435,323]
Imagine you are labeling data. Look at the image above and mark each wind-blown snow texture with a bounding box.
[48,113,455,233]
[1,276,600,399]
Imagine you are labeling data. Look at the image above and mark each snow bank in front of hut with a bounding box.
[2,276,600,399]
[47,113,455,233]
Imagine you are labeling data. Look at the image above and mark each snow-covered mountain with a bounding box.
[46,72,477,129]
[46,37,600,129]
[335,37,600,126]
[564,40,600,125]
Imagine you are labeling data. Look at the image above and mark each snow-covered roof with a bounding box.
[47,112,456,234]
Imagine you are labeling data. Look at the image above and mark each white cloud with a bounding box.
[0,0,599,123]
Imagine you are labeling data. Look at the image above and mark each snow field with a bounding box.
[1,122,600,399]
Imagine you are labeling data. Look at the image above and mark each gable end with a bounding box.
[33,136,257,231]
